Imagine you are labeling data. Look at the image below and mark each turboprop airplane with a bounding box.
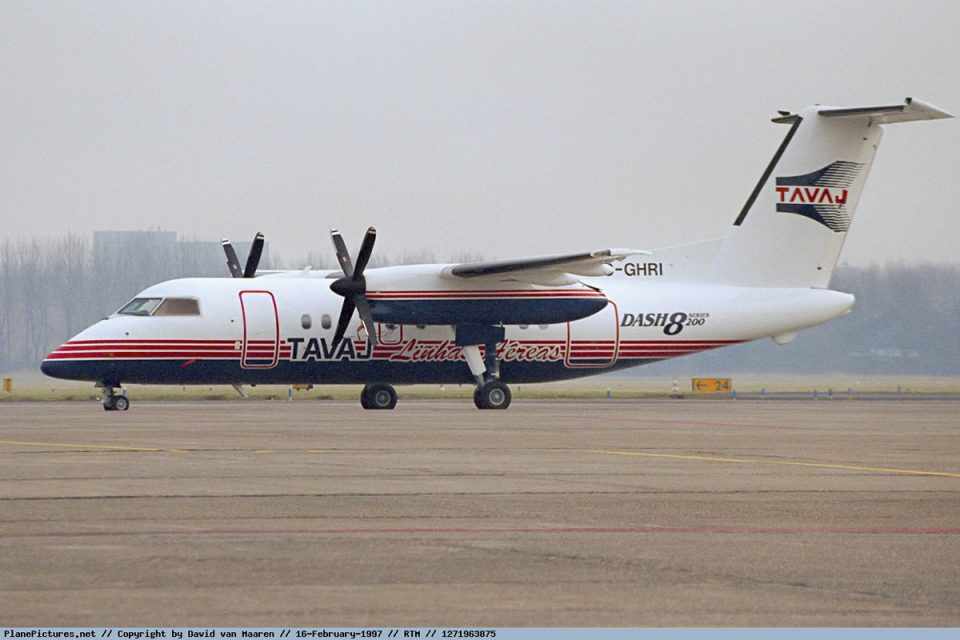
[41,97,952,411]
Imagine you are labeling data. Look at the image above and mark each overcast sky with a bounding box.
[2,1,958,266]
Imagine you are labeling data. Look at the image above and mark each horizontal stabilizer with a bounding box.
[817,97,953,124]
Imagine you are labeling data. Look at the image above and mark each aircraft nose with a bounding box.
[41,318,124,382]
[40,357,56,377]
[40,341,69,379]
[41,340,109,382]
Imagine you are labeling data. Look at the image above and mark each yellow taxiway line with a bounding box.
[589,449,960,479]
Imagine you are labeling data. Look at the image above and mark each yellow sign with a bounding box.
[2,378,11,393]
[691,377,732,393]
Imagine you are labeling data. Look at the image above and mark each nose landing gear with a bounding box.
[99,385,129,411]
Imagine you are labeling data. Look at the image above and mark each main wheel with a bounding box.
[113,395,130,411]
[474,380,511,410]
[361,383,397,410]
[102,396,116,411]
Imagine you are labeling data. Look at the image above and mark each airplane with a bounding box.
[41,97,952,411]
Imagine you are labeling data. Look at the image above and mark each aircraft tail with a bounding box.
[713,97,952,288]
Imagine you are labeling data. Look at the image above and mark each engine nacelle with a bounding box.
[366,287,609,325]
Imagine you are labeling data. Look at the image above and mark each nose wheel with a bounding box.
[474,379,511,410]
[361,383,398,410]
[101,387,130,411]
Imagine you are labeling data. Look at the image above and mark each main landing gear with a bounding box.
[99,385,130,411]
[462,336,512,411]
[474,379,512,410]
[361,383,398,410]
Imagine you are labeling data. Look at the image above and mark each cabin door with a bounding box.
[240,290,280,369]
[564,300,619,368]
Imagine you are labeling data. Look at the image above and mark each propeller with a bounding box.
[329,227,378,348]
[221,233,265,278]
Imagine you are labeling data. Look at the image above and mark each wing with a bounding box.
[447,248,649,279]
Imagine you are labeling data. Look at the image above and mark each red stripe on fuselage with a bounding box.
[46,339,743,361]
[65,339,237,345]
[48,349,291,360]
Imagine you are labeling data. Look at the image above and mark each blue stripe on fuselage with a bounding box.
[40,357,656,386]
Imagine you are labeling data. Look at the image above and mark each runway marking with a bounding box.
[1,525,958,539]
[0,439,167,453]
[589,449,960,479]
[2,438,956,480]
[0,442,369,455]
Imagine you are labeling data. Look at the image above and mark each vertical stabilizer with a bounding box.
[714,98,951,288]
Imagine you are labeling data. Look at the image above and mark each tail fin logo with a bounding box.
[775,161,865,232]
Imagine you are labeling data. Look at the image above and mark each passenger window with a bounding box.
[301,314,312,330]
[153,298,201,316]
[321,314,332,330]
[118,298,163,316]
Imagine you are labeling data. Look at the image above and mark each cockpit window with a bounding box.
[118,298,163,316]
[154,298,201,316]
[117,297,200,316]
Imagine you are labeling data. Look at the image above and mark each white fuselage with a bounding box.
[41,266,854,387]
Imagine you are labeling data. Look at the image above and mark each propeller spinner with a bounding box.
[221,233,265,278]
[329,227,378,348]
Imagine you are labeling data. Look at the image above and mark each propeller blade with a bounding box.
[243,232,265,278]
[330,229,354,278]
[331,297,356,348]
[329,226,379,348]
[221,239,243,278]
[354,294,378,347]
[352,227,377,279]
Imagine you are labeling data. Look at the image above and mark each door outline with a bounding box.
[564,299,620,368]
[239,290,280,369]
